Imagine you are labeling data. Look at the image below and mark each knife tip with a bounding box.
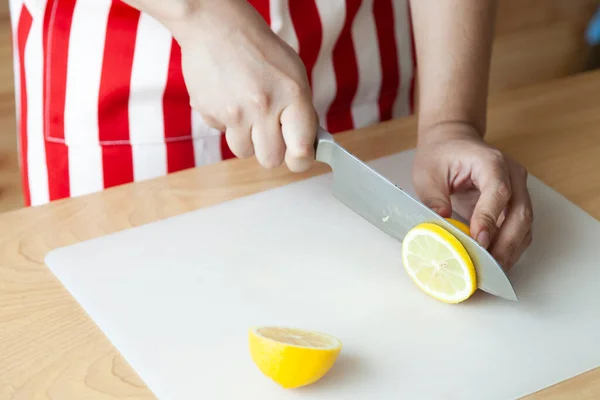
[507,291,519,302]
[495,288,519,302]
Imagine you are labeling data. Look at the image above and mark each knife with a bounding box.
[314,127,517,301]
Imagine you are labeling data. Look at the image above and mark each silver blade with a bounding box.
[315,127,517,301]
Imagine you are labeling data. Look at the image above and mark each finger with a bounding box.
[450,188,480,221]
[497,208,508,228]
[251,118,285,169]
[225,125,254,159]
[489,163,533,268]
[413,171,453,218]
[280,100,317,172]
[469,154,512,248]
[505,229,533,271]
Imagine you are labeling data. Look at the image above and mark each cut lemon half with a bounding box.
[402,222,477,303]
[249,326,342,389]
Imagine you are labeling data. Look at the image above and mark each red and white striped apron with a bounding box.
[9,0,415,207]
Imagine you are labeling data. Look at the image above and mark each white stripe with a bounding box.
[269,0,299,52]
[130,143,167,180]
[24,14,49,205]
[129,13,172,181]
[67,144,104,198]
[191,111,222,166]
[8,0,23,32]
[350,0,382,128]
[63,0,111,196]
[392,0,413,118]
[21,0,45,19]
[312,0,346,129]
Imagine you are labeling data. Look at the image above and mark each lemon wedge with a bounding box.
[402,222,477,303]
[249,326,342,389]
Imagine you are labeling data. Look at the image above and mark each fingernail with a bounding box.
[477,231,490,248]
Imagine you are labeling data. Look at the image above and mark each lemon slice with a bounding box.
[445,217,471,236]
[402,222,477,303]
[249,326,342,389]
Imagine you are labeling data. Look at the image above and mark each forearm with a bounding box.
[410,0,497,137]
[120,0,265,44]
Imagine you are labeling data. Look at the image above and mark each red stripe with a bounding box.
[407,1,417,114]
[250,0,270,25]
[43,0,75,201]
[220,135,235,160]
[17,6,33,206]
[326,0,362,133]
[163,40,195,172]
[98,2,139,188]
[290,0,322,87]
[373,0,400,121]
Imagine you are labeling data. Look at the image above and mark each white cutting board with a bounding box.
[45,149,600,400]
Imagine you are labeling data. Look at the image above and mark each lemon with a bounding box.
[445,217,471,236]
[249,326,342,389]
[402,222,477,303]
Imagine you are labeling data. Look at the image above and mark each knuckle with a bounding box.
[200,113,221,129]
[499,241,519,266]
[516,163,528,179]
[505,240,519,256]
[495,181,512,203]
[226,104,243,124]
[249,90,271,112]
[288,141,314,160]
[517,205,534,225]
[477,212,498,232]
[489,149,505,163]
[290,57,308,77]
[283,79,306,99]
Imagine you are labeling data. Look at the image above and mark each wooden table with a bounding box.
[1,71,599,399]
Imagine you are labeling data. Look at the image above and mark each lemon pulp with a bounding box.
[402,222,477,303]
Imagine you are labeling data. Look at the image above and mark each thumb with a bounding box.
[413,173,453,218]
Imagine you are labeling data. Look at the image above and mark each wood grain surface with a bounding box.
[0,70,599,399]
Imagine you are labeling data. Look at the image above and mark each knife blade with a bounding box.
[314,127,517,301]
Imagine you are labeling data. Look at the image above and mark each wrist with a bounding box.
[166,0,267,48]
[121,0,205,37]
[159,0,206,43]
[416,93,489,143]
[417,120,483,147]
